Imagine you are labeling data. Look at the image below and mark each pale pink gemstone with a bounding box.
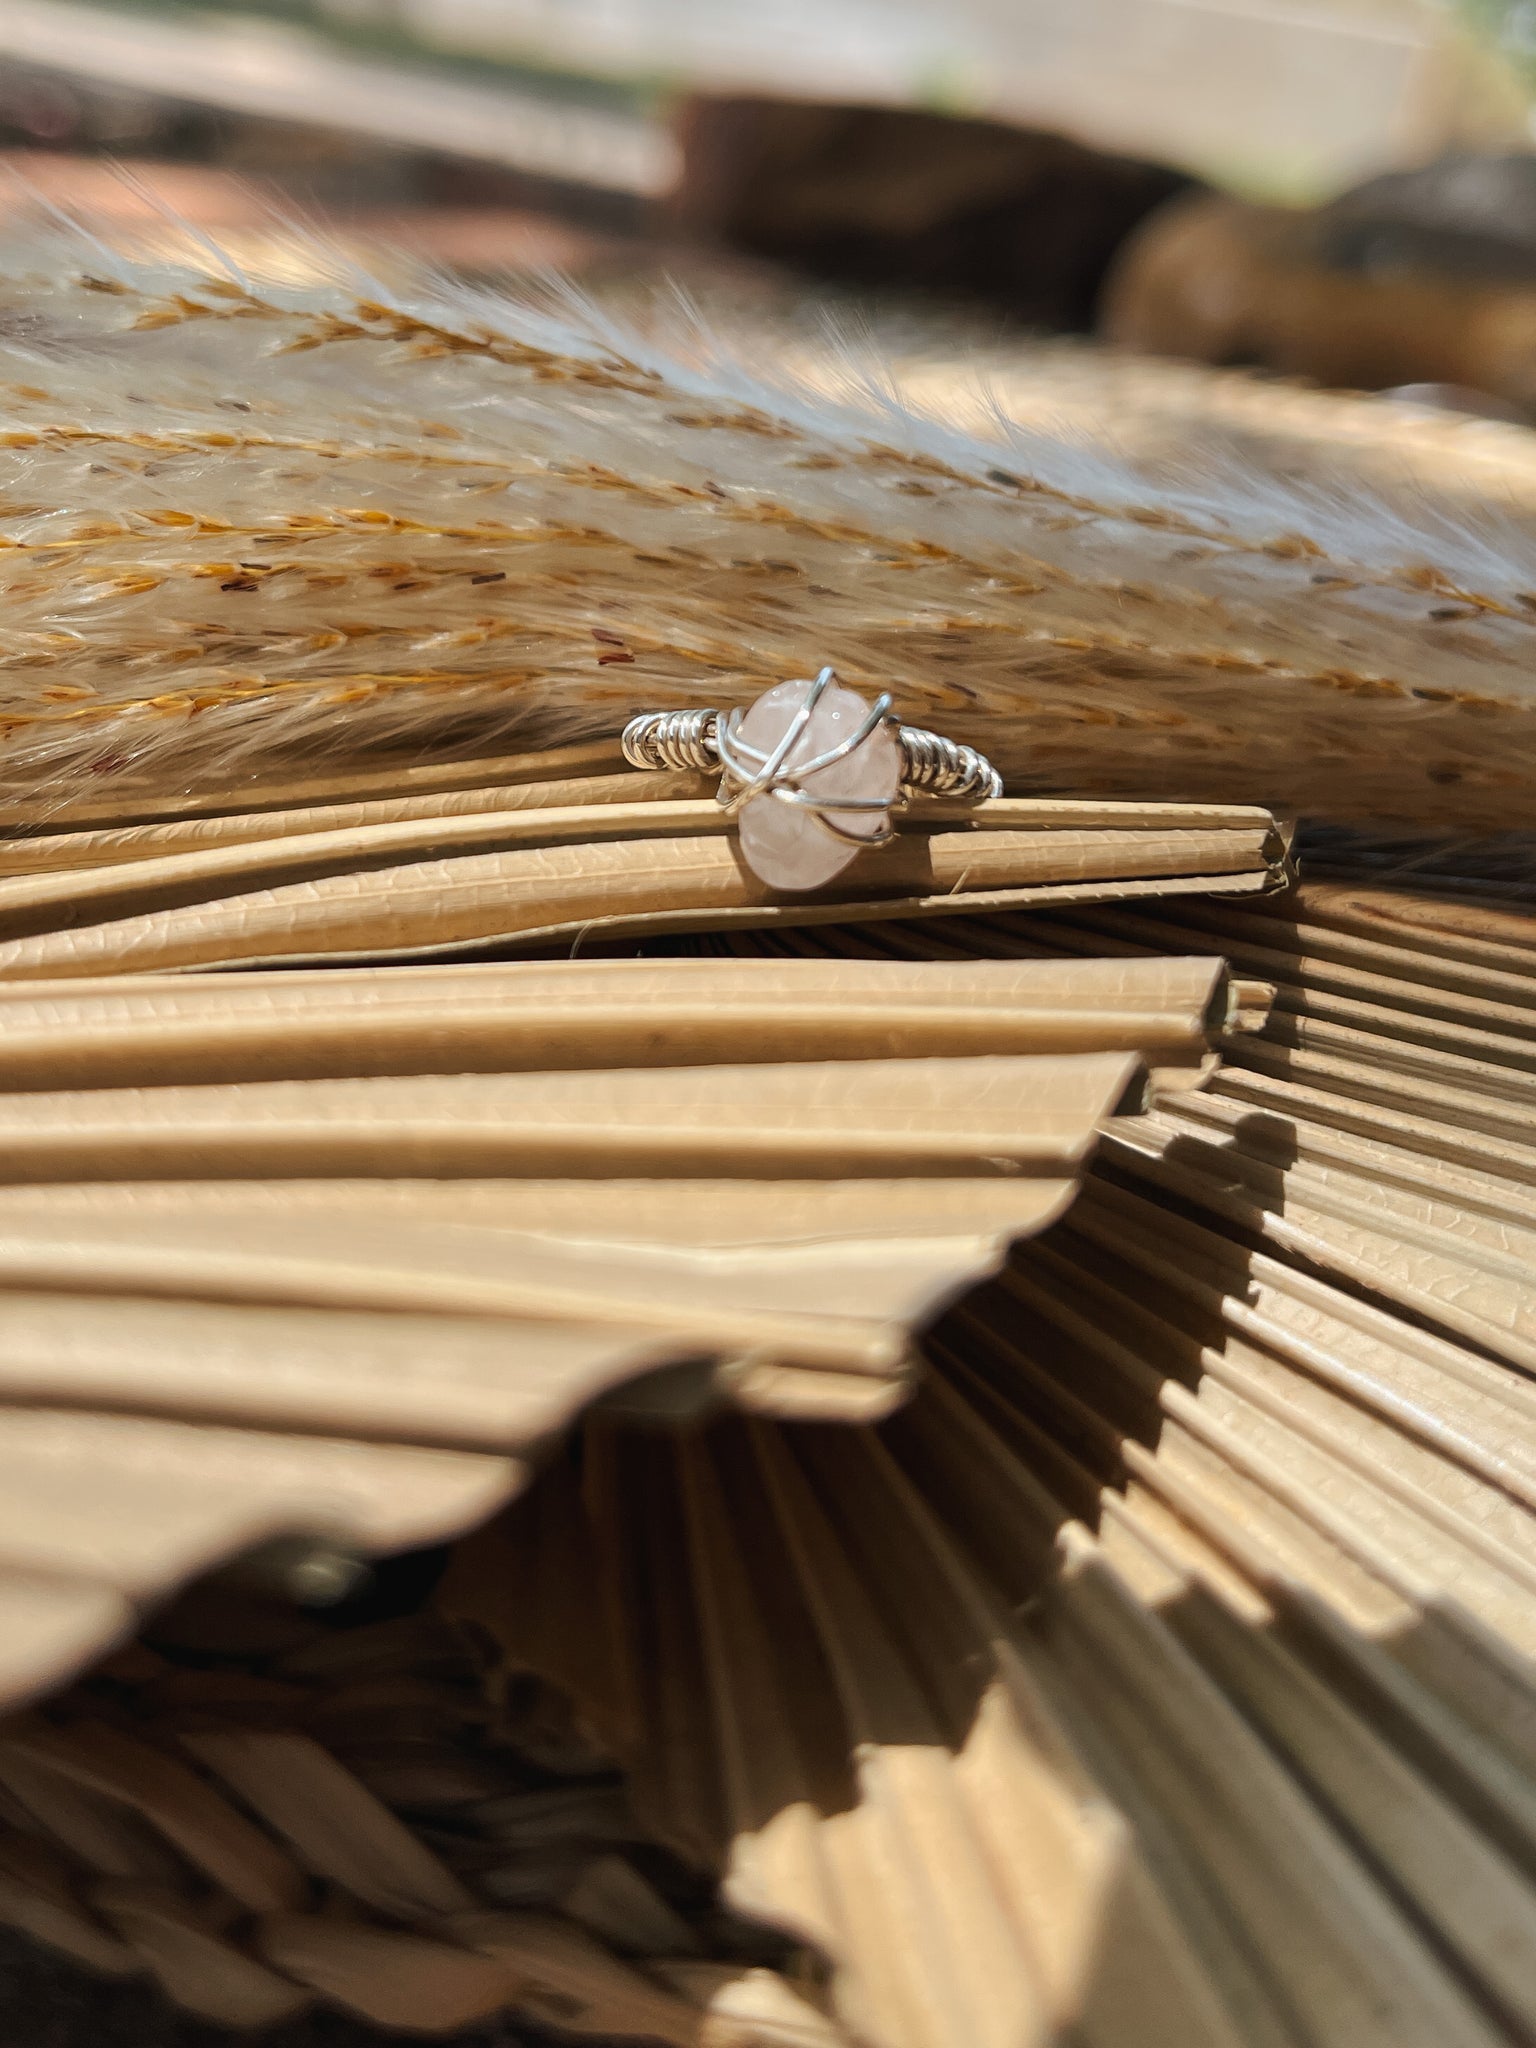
[731,677,901,891]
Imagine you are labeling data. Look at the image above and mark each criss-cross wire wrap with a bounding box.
[713,666,897,846]
[621,669,1002,850]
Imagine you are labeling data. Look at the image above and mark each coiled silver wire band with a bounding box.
[621,704,719,774]
[895,722,1002,802]
[621,672,1002,807]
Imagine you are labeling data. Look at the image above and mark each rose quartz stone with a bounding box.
[730,677,901,891]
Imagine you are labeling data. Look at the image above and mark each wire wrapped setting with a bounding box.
[713,669,897,847]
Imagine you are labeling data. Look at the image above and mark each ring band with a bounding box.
[622,667,1000,892]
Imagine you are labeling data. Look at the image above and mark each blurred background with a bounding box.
[5,0,1536,411]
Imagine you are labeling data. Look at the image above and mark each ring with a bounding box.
[622,668,1001,892]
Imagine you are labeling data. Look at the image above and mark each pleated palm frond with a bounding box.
[702,871,1536,1381]
[0,737,1287,973]
[1,217,1535,825]
[427,871,1536,2048]
[0,936,1249,1715]
[0,866,1528,2044]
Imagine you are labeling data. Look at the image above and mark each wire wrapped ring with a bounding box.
[621,673,1002,807]
[620,668,1001,891]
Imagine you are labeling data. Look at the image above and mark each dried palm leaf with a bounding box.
[1,218,1535,825]
[0,872,1532,2044]
[441,1300,1536,2048]
[707,874,1536,1377]
[0,1609,843,2043]
[0,741,1286,973]
[394,871,1535,2048]
[0,943,1243,1715]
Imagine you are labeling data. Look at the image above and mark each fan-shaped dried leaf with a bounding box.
[0,946,1231,1710]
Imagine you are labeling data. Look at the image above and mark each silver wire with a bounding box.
[620,672,1003,817]
[621,706,719,772]
[897,723,1005,801]
[715,667,896,824]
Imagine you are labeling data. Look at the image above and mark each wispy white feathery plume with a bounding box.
[0,203,1533,825]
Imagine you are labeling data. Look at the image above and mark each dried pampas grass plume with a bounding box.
[1,204,1535,823]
